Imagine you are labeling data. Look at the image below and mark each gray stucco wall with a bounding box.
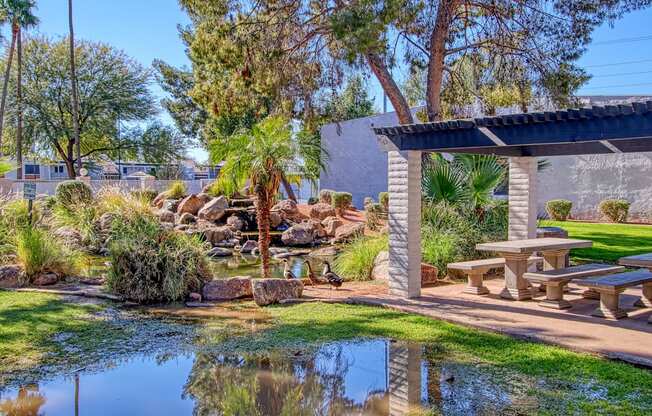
[320,112,400,208]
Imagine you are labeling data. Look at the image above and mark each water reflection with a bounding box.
[1,339,540,416]
[209,255,327,280]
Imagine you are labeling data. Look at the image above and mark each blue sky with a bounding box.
[9,1,652,161]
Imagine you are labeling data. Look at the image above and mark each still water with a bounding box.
[208,254,328,280]
[0,339,539,416]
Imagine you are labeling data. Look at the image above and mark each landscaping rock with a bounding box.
[322,216,343,237]
[371,250,389,281]
[0,265,23,288]
[162,199,180,212]
[198,196,229,222]
[309,203,336,221]
[178,212,197,225]
[226,215,245,231]
[175,224,190,232]
[281,222,315,246]
[201,225,234,246]
[177,194,205,216]
[270,211,283,228]
[269,247,290,256]
[33,273,58,286]
[197,193,212,204]
[273,199,303,222]
[333,222,365,243]
[202,276,252,301]
[421,263,438,286]
[158,209,176,223]
[188,292,202,302]
[307,219,327,238]
[207,247,233,258]
[152,191,170,208]
[52,227,83,249]
[252,278,303,306]
[240,240,258,254]
[309,246,339,258]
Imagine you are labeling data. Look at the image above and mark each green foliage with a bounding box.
[15,226,81,281]
[333,235,388,281]
[331,192,352,214]
[167,181,187,200]
[130,189,158,204]
[599,199,630,223]
[365,203,384,231]
[322,76,376,122]
[378,192,389,211]
[546,199,573,221]
[0,158,14,176]
[106,213,209,304]
[0,198,36,257]
[55,180,93,206]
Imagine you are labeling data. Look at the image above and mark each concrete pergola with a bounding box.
[374,101,652,298]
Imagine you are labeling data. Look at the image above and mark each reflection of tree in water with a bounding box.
[0,385,46,416]
[184,344,382,416]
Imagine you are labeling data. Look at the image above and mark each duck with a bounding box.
[321,261,343,289]
[283,259,297,280]
[304,260,324,285]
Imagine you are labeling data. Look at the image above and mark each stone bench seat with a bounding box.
[448,256,542,295]
[523,263,624,309]
[575,269,652,320]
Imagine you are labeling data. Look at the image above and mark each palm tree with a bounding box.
[211,116,323,278]
[68,0,81,173]
[0,0,37,175]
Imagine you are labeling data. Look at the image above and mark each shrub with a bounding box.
[55,180,93,206]
[333,235,388,281]
[307,196,318,205]
[378,192,389,211]
[131,188,158,203]
[167,180,187,200]
[106,214,210,303]
[319,189,334,204]
[599,199,630,223]
[422,231,459,273]
[546,199,572,221]
[15,226,81,281]
[331,192,353,215]
[363,197,374,209]
[366,203,383,231]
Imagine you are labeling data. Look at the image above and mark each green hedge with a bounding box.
[599,199,630,223]
[545,199,572,221]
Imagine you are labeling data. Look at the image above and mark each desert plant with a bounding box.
[331,192,352,215]
[319,189,334,204]
[15,226,80,281]
[167,180,187,199]
[106,213,209,303]
[546,199,572,221]
[333,235,388,281]
[55,180,92,206]
[599,199,630,223]
[378,192,389,211]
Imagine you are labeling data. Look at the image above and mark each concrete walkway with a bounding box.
[303,279,652,367]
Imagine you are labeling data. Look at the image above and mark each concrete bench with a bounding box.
[448,256,542,295]
[575,269,652,320]
[523,263,624,309]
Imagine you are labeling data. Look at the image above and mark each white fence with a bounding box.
[0,179,214,197]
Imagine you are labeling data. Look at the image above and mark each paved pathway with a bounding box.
[304,279,652,367]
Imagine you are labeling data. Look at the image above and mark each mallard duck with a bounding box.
[322,261,343,289]
[304,260,324,285]
[283,259,297,280]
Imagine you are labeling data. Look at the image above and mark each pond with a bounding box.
[0,338,546,416]
[208,254,330,280]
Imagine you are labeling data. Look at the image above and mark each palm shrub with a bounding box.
[55,180,93,206]
[15,226,81,282]
[106,213,210,303]
[331,192,352,216]
[333,235,388,281]
[546,199,572,221]
[599,199,630,223]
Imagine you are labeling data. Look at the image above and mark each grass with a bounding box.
[333,235,388,280]
[540,220,652,263]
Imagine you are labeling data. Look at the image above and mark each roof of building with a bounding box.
[372,101,652,157]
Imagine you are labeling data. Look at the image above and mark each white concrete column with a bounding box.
[508,157,537,240]
[388,150,422,298]
[389,342,422,415]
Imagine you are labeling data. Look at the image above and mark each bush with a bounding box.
[131,188,158,203]
[106,214,210,303]
[363,197,374,209]
[378,192,389,211]
[331,192,353,215]
[15,226,81,281]
[599,199,630,223]
[319,189,334,204]
[55,180,93,206]
[366,202,383,231]
[333,235,388,281]
[307,196,318,205]
[167,180,187,200]
[546,199,572,221]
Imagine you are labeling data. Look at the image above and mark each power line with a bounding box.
[591,35,652,46]
[591,69,652,78]
[585,58,652,68]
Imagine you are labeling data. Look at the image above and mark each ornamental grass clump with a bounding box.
[545,199,573,221]
[106,213,210,303]
[55,180,93,206]
[333,235,388,281]
[599,199,630,223]
[167,180,187,200]
[331,192,352,216]
[15,226,81,282]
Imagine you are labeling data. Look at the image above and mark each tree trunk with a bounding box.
[366,53,413,125]
[426,0,459,122]
[0,28,17,157]
[281,174,297,202]
[64,158,76,179]
[69,0,82,172]
[255,192,272,278]
[16,28,23,180]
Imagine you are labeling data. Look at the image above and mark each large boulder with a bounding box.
[333,222,365,243]
[158,209,176,223]
[371,250,389,281]
[281,222,314,246]
[177,194,206,216]
[178,212,197,225]
[201,225,234,246]
[207,247,233,257]
[52,227,83,249]
[226,215,245,231]
[240,240,258,254]
[270,211,283,228]
[202,276,252,301]
[197,193,212,204]
[162,199,180,212]
[198,196,229,222]
[272,199,299,220]
[307,219,326,238]
[309,203,336,221]
[33,273,58,286]
[322,216,344,237]
[152,191,170,208]
[0,265,23,288]
[252,278,303,306]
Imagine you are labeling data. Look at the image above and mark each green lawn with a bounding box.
[540,220,652,263]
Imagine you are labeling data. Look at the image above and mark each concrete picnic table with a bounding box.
[476,237,593,301]
[619,254,652,323]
